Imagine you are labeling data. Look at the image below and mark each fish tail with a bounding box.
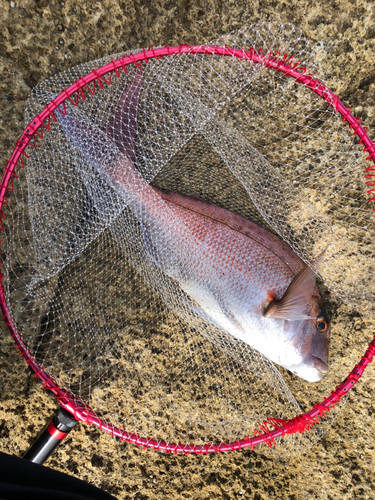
[56,101,155,207]
[103,65,145,164]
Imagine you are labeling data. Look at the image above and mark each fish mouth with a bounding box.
[312,356,328,375]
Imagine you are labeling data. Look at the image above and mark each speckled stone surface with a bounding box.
[1,1,375,499]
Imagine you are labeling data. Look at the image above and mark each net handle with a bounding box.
[2,44,375,454]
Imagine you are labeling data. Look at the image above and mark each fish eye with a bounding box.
[316,316,328,333]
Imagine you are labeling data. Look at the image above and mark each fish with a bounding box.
[56,66,330,382]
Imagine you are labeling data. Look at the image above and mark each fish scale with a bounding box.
[126,186,328,381]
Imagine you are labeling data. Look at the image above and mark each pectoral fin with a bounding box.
[264,248,326,321]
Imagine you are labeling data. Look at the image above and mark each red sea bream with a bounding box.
[57,67,330,382]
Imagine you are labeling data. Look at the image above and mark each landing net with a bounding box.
[2,22,375,454]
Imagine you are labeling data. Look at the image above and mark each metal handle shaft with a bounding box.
[23,407,78,464]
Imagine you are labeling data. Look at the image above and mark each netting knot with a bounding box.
[91,70,105,89]
[365,338,375,359]
[254,421,277,446]
[347,372,361,383]
[282,415,314,434]
[110,58,122,78]
[311,404,327,417]
[42,376,54,390]
[147,46,162,60]
[62,87,80,106]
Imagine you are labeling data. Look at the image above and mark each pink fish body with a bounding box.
[57,67,330,382]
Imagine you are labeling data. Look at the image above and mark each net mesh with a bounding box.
[2,22,373,452]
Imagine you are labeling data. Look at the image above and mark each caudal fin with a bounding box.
[103,64,145,164]
[56,104,125,176]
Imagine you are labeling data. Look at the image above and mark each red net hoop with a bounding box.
[2,35,375,454]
